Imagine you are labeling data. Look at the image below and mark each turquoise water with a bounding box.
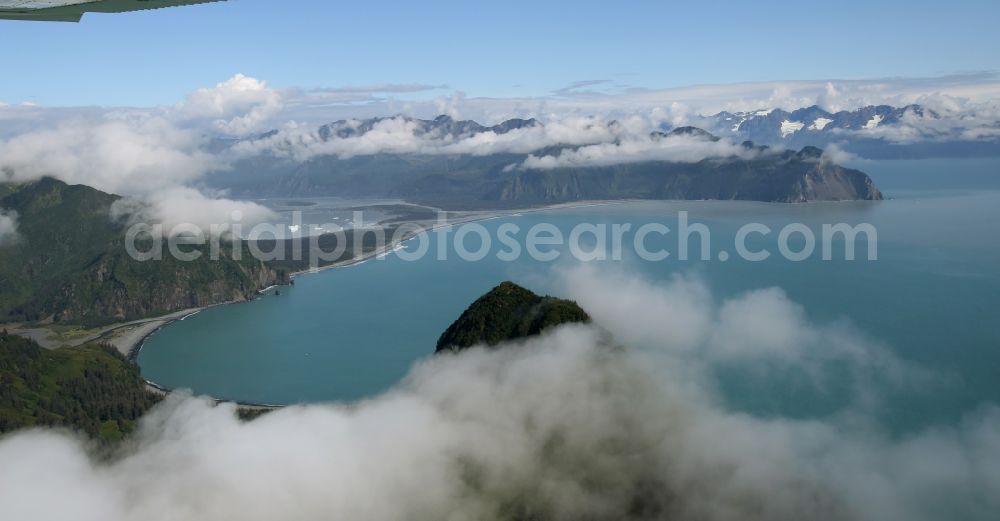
[138,159,1000,431]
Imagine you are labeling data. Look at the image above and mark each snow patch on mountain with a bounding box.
[863,115,883,129]
[780,120,804,137]
[810,117,833,130]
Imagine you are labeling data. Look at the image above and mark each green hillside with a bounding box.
[0,331,160,442]
[0,178,285,326]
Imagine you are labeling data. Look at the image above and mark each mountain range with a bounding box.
[317,114,541,141]
[714,104,929,139]
[206,116,883,207]
[697,104,1000,158]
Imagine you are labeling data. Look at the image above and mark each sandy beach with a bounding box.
[285,200,625,278]
[3,308,204,356]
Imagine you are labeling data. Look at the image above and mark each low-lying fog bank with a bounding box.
[1,266,997,521]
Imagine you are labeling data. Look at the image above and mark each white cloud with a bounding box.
[555,267,713,351]
[619,74,1000,115]
[227,74,1000,161]
[111,187,276,234]
[215,73,1000,136]
[1,72,999,233]
[306,83,448,103]
[173,74,285,135]
[841,101,1000,144]
[236,115,628,161]
[556,265,915,374]
[0,116,215,195]
[820,144,858,164]
[0,267,994,521]
[0,113,277,234]
[0,76,277,232]
[0,210,18,246]
[517,132,765,170]
[238,113,771,169]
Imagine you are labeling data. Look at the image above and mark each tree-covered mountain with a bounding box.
[436,281,591,352]
[0,177,286,326]
[0,331,160,442]
[207,116,883,207]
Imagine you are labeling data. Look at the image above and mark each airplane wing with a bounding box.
[0,0,224,22]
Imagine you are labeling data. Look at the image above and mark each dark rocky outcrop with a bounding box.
[436,281,591,352]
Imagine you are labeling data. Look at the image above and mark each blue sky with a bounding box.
[2,0,999,106]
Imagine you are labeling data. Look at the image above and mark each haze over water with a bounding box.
[138,158,1000,433]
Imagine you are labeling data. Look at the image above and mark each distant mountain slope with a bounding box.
[317,114,541,141]
[436,281,591,352]
[0,178,285,326]
[714,105,929,140]
[207,118,883,207]
[0,332,159,442]
[701,104,1000,158]
[459,146,882,207]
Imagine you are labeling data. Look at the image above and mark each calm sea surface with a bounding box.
[138,158,1000,432]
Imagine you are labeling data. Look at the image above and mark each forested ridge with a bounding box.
[0,331,160,442]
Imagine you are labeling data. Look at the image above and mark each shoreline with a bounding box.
[6,195,888,408]
[282,198,626,279]
[126,304,289,410]
[120,199,617,407]
[3,194,827,355]
[6,198,636,356]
